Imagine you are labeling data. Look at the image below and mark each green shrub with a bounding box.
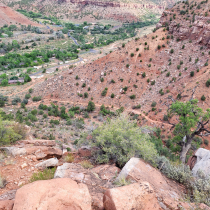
[87,101,95,112]
[0,100,5,107]
[206,79,210,87]
[30,168,56,182]
[84,92,88,98]
[1,79,8,86]
[130,53,134,57]
[82,83,86,88]
[170,49,174,53]
[111,93,115,98]
[190,71,194,77]
[24,74,31,83]
[78,114,157,167]
[201,95,206,101]
[151,80,155,85]
[29,88,33,93]
[130,95,136,99]
[101,88,108,96]
[100,78,104,82]
[142,72,146,78]
[25,94,31,99]
[151,101,157,107]
[32,96,41,102]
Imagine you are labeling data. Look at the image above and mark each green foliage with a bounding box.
[206,79,210,87]
[101,88,108,96]
[32,96,41,102]
[78,114,157,167]
[0,113,24,145]
[1,79,8,86]
[87,101,95,112]
[190,71,194,77]
[130,95,136,99]
[201,95,206,101]
[30,168,56,182]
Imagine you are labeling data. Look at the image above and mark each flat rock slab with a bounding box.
[17,140,56,147]
[35,158,58,169]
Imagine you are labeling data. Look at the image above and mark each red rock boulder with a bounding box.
[103,182,161,210]
[13,178,92,210]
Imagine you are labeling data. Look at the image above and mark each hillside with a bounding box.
[0,3,40,27]
[2,0,179,23]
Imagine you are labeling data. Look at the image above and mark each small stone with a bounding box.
[21,163,28,169]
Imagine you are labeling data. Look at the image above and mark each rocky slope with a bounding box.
[27,0,210,138]
[2,0,179,23]
[0,3,40,27]
[0,139,210,210]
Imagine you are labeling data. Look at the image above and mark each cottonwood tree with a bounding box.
[167,99,210,163]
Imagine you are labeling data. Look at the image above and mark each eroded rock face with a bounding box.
[13,178,92,210]
[103,182,161,210]
[35,157,58,169]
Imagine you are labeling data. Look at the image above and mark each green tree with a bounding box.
[168,99,210,163]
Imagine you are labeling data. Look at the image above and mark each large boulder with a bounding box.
[13,178,92,210]
[103,182,161,210]
[116,158,186,209]
[0,200,14,210]
[192,148,210,177]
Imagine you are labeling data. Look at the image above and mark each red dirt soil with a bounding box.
[0,3,40,27]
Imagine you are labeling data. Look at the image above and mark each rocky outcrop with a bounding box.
[13,178,92,210]
[103,182,161,210]
[116,158,193,210]
[192,148,210,177]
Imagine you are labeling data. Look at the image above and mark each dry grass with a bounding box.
[64,153,74,163]
[80,160,93,169]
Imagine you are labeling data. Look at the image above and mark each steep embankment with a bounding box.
[0,3,40,27]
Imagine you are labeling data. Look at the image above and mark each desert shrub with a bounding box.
[80,160,93,169]
[206,79,210,87]
[130,95,136,99]
[24,74,31,83]
[151,101,157,107]
[82,83,86,88]
[100,78,104,82]
[50,119,59,125]
[166,72,170,77]
[25,94,31,99]
[132,104,141,109]
[20,103,25,108]
[84,92,88,98]
[142,72,146,78]
[0,175,6,188]
[32,96,41,102]
[87,101,95,112]
[0,116,22,145]
[73,118,85,129]
[30,168,56,182]
[12,97,21,105]
[78,114,157,167]
[111,93,115,98]
[190,71,194,77]
[0,100,5,107]
[151,80,155,85]
[43,114,47,118]
[64,153,74,163]
[66,119,72,125]
[170,49,174,53]
[31,109,38,115]
[29,88,33,93]
[201,95,206,101]
[38,110,44,115]
[21,97,28,104]
[1,79,8,86]
[101,88,108,96]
